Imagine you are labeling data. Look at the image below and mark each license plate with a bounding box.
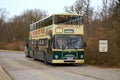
[67,57,73,60]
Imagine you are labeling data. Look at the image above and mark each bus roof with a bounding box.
[30,13,83,26]
[53,13,83,16]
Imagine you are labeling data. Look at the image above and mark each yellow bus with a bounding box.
[25,13,86,64]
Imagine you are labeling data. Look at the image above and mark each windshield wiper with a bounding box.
[62,45,65,50]
[70,40,78,50]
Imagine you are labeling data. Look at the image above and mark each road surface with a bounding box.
[0,51,120,80]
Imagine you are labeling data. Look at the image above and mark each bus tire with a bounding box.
[44,53,48,65]
[25,51,29,57]
[33,55,36,60]
[33,51,37,60]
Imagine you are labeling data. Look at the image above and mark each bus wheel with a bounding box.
[25,51,29,57]
[44,54,48,65]
[33,51,37,60]
[34,56,37,60]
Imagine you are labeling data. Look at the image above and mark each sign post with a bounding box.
[98,40,109,65]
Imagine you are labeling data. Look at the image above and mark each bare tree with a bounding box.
[99,0,116,20]
[64,0,86,14]
[22,9,48,23]
[7,8,48,41]
[0,8,8,41]
[0,8,8,28]
[64,0,93,23]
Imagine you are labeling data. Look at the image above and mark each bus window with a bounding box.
[41,40,44,45]
[37,22,41,28]
[39,39,47,46]
[39,40,41,46]
[41,21,44,27]
[31,40,36,46]
[30,24,35,31]
[69,36,84,49]
[54,35,84,49]
[55,36,69,49]
[44,16,53,27]
[54,15,83,25]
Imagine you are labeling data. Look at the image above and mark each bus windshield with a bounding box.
[54,15,83,25]
[54,35,84,49]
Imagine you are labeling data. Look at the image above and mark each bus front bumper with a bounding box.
[52,59,84,64]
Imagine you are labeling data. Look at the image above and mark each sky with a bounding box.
[0,0,102,18]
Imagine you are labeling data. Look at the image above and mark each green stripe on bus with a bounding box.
[53,51,84,59]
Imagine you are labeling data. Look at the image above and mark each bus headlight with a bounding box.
[81,55,84,58]
[55,55,58,59]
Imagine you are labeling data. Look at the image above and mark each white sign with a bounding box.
[99,40,108,52]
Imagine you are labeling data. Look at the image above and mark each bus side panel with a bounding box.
[35,51,44,61]
[46,53,53,63]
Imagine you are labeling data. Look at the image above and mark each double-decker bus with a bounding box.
[25,13,86,64]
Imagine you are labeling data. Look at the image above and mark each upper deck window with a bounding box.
[54,15,83,25]
[44,16,53,27]
[30,16,53,31]
[30,24,36,31]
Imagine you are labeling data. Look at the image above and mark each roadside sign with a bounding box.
[99,40,108,52]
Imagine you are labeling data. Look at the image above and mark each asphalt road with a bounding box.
[0,51,120,80]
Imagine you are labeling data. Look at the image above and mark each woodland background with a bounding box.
[0,0,120,66]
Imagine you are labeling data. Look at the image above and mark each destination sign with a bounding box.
[64,29,74,33]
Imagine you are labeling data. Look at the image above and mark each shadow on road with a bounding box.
[50,63,88,67]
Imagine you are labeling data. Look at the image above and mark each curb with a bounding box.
[2,66,16,80]
[0,66,15,80]
[0,50,24,53]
